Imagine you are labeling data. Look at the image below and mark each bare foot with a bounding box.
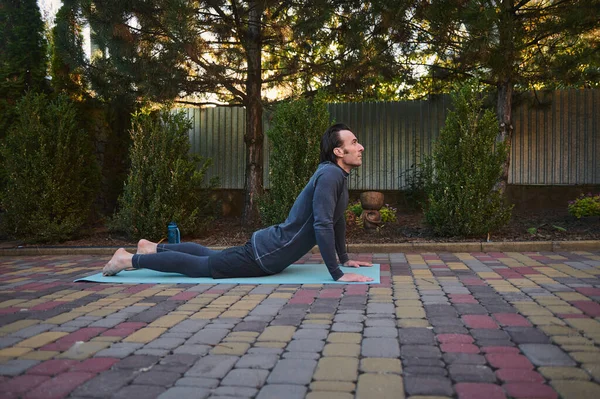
[103,248,134,276]
[137,239,158,255]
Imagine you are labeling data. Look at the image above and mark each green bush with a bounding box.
[568,193,600,218]
[260,95,331,225]
[110,107,217,241]
[0,92,100,242]
[422,80,513,237]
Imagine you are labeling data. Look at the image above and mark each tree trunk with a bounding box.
[242,1,264,225]
[496,80,513,195]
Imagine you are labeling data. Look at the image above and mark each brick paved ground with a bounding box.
[1,250,599,398]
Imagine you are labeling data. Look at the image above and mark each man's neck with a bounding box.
[335,160,352,174]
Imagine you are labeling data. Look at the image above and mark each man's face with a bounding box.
[335,129,364,172]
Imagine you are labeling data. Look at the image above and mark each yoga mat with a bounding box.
[74,263,380,285]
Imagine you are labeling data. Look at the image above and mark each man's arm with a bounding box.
[334,217,349,265]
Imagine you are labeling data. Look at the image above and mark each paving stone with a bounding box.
[221,368,269,387]
[113,355,160,370]
[112,384,166,399]
[286,339,325,353]
[0,374,50,395]
[496,368,545,383]
[402,357,445,368]
[0,359,40,376]
[404,366,447,376]
[282,351,320,360]
[471,329,510,340]
[256,384,307,399]
[133,370,181,386]
[144,337,185,350]
[503,382,558,399]
[211,386,259,397]
[449,364,497,382]
[331,322,363,332]
[313,357,358,382]
[551,380,600,399]
[94,342,143,358]
[292,328,328,340]
[355,373,404,398]
[404,375,453,396]
[266,358,317,384]
[455,382,507,399]
[443,353,487,365]
[22,371,95,399]
[400,345,441,359]
[519,344,577,366]
[175,377,220,388]
[309,380,355,392]
[235,354,279,370]
[72,369,138,398]
[506,327,551,344]
[170,319,210,334]
[398,328,435,344]
[362,338,400,358]
[157,387,210,399]
[9,324,55,339]
[26,359,79,376]
[359,358,402,374]
[152,354,199,374]
[538,366,591,381]
[185,355,238,379]
[173,344,211,356]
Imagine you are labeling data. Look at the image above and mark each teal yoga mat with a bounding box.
[74,263,380,285]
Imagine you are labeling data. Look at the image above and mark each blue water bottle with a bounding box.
[167,222,180,244]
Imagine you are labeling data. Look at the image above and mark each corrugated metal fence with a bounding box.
[181,89,600,190]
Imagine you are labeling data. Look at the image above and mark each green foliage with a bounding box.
[422,80,513,237]
[260,96,331,225]
[399,139,426,210]
[344,202,397,227]
[379,204,397,224]
[110,107,218,241]
[0,92,100,242]
[568,193,600,219]
[347,201,363,218]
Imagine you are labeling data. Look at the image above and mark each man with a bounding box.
[103,123,373,282]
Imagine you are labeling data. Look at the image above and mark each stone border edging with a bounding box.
[0,240,597,256]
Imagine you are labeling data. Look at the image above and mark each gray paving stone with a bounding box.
[94,342,144,358]
[157,387,210,399]
[402,357,445,367]
[0,337,22,349]
[247,347,283,356]
[429,317,464,327]
[256,384,307,399]
[0,359,39,376]
[50,326,80,332]
[424,305,458,317]
[112,384,166,399]
[185,355,239,379]
[443,353,487,365]
[135,348,171,357]
[398,328,436,344]
[400,345,441,359]
[506,327,551,344]
[331,322,362,332]
[144,337,186,350]
[362,337,400,358]
[233,321,269,332]
[173,344,211,356]
[114,355,160,370]
[211,386,258,397]
[449,364,497,382]
[88,317,125,328]
[404,366,448,376]
[433,326,470,334]
[365,318,396,327]
[363,327,398,338]
[175,377,220,388]
[292,329,328,340]
[282,352,320,360]
[221,368,269,387]
[333,313,365,323]
[72,369,138,398]
[404,375,454,396]
[520,344,577,366]
[161,332,192,340]
[170,319,210,334]
[286,339,325,352]
[187,329,229,345]
[155,354,199,374]
[471,329,510,340]
[267,358,317,385]
[9,323,54,338]
[133,370,181,386]
[367,303,395,314]
[235,354,279,370]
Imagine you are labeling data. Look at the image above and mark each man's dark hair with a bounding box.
[320,123,351,163]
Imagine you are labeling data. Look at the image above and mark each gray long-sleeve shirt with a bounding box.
[251,161,350,280]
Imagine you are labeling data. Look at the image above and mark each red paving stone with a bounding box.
[101,327,139,337]
[23,372,95,399]
[41,328,107,351]
[69,358,119,373]
[441,343,480,353]
[455,382,507,399]
[27,360,80,376]
[496,369,545,383]
[462,278,487,286]
[570,301,600,317]
[449,294,479,304]
[168,291,198,301]
[492,313,532,327]
[437,334,474,344]
[503,382,558,399]
[319,289,344,298]
[485,354,534,369]
[0,375,50,394]
[575,287,600,296]
[463,315,499,329]
[288,296,315,304]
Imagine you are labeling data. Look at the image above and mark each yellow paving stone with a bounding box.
[223,332,259,340]
[306,392,353,399]
[551,380,600,399]
[540,325,579,336]
[395,307,425,318]
[97,287,126,294]
[123,327,166,343]
[395,300,423,307]
[253,341,286,349]
[478,272,501,279]
[370,288,393,296]
[535,267,569,278]
[360,358,403,374]
[59,291,93,300]
[322,343,361,357]
[536,297,567,305]
[538,367,590,381]
[393,276,414,282]
[16,332,68,348]
[4,278,31,283]
[569,352,600,364]
[0,319,39,336]
[177,304,203,312]
[19,351,58,361]
[211,296,240,305]
[268,293,293,299]
[0,347,33,358]
[87,308,119,318]
[514,307,554,317]
[55,267,89,275]
[314,357,359,381]
[149,315,187,328]
[413,271,434,278]
[327,333,361,344]
[158,289,183,296]
[46,311,95,324]
[561,345,600,352]
[565,319,600,333]
[494,285,521,293]
[57,342,111,360]
[552,336,595,346]
[0,299,28,308]
[528,316,566,326]
[547,255,568,260]
[394,292,420,300]
[583,363,600,381]
[309,381,355,392]
[447,262,468,270]
[398,319,431,328]
[356,373,404,399]
[210,342,250,356]
[257,326,296,342]
[229,302,260,311]
[190,310,222,319]
[547,305,583,314]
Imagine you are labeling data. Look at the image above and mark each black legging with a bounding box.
[131,242,219,277]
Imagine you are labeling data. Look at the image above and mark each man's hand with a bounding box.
[337,273,373,282]
[343,260,373,268]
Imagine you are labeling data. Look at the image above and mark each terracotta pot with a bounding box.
[360,191,385,210]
